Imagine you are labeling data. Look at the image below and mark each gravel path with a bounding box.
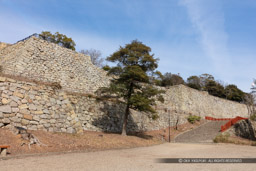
[1,143,256,171]
[175,121,227,143]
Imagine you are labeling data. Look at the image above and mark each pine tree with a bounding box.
[98,40,164,135]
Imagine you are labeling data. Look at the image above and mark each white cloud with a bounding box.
[180,0,233,81]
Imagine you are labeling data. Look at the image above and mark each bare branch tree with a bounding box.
[80,49,104,68]
[175,115,180,130]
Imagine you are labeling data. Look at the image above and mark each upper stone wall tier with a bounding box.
[0,37,110,94]
[0,42,10,50]
[159,85,249,118]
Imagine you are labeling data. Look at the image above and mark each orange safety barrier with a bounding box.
[205,116,248,132]
[205,116,232,121]
[221,116,248,132]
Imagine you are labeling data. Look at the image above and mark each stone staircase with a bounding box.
[174,121,227,143]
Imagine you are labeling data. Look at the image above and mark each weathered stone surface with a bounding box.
[19,109,30,115]
[43,109,50,114]
[3,118,10,123]
[40,114,48,119]
[21,99,28,103]
[28,104,37,111]
[67,127,75,134]
[27,125,37,130]
[23,114,33,120]
[0,105,12,113]
[19,104,28,109]
[16,113,23,118]
[21,119,30,125]
[11,107,19,113]
[0,76,6,82]
[7,78,16,83]
[33,115,40,121]
[0,36,110,94]
[10,101,18,107]
[11,117,21,123]
[37,125,44,129]
[2,98,11,104]
[34,110,43,115]
[10,96,20,102]
[21,86,30,91]
[30,121,39,125]
[13,91,24,98]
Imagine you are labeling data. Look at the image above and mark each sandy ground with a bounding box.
[1,143,256,171]
[0,120,204,156]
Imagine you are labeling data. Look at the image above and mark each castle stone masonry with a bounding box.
[0,36,109,94]
[0,36,249,133]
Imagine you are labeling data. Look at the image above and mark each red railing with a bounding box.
[205,116,248,132]
[205,116,232,121]
[220,116,248,132]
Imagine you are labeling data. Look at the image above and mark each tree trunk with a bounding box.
[121,104,130,136]
[121,82,133,136]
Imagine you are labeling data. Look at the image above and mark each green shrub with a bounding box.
[213,133,230,143]
[250,113,256,121]
[187,115,201,124]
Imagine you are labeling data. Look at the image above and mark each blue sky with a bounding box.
[0,0,255,92]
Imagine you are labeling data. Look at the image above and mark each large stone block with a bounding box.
[2,98,11,104]
[21,119,29,125]
[28,104,37,111]
[0,105,12,113]
[18,104,28,109]
[10,101,18,107]
[3,118,10,123]
[23,114,33,120]
[0,77,6,82]
[33,110,44,115]
[13,91,24,98]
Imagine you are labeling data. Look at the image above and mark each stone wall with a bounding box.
[0,35,250,133]
[160,85,249,119]
[0,36,109,94]
[0,42,9,50]
[0,75,189,133]
[0,76,249,134]
[0,76,84,133]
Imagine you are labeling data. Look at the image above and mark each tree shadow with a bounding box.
[128,131,154,140]
[91,101,140,134]
[234,119,256,141]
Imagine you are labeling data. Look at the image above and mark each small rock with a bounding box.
[67,127,75,134]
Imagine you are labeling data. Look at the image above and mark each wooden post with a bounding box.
[168,109,171,143]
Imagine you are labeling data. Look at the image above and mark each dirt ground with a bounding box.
[0,120,205,156]
[1,143,256,171]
